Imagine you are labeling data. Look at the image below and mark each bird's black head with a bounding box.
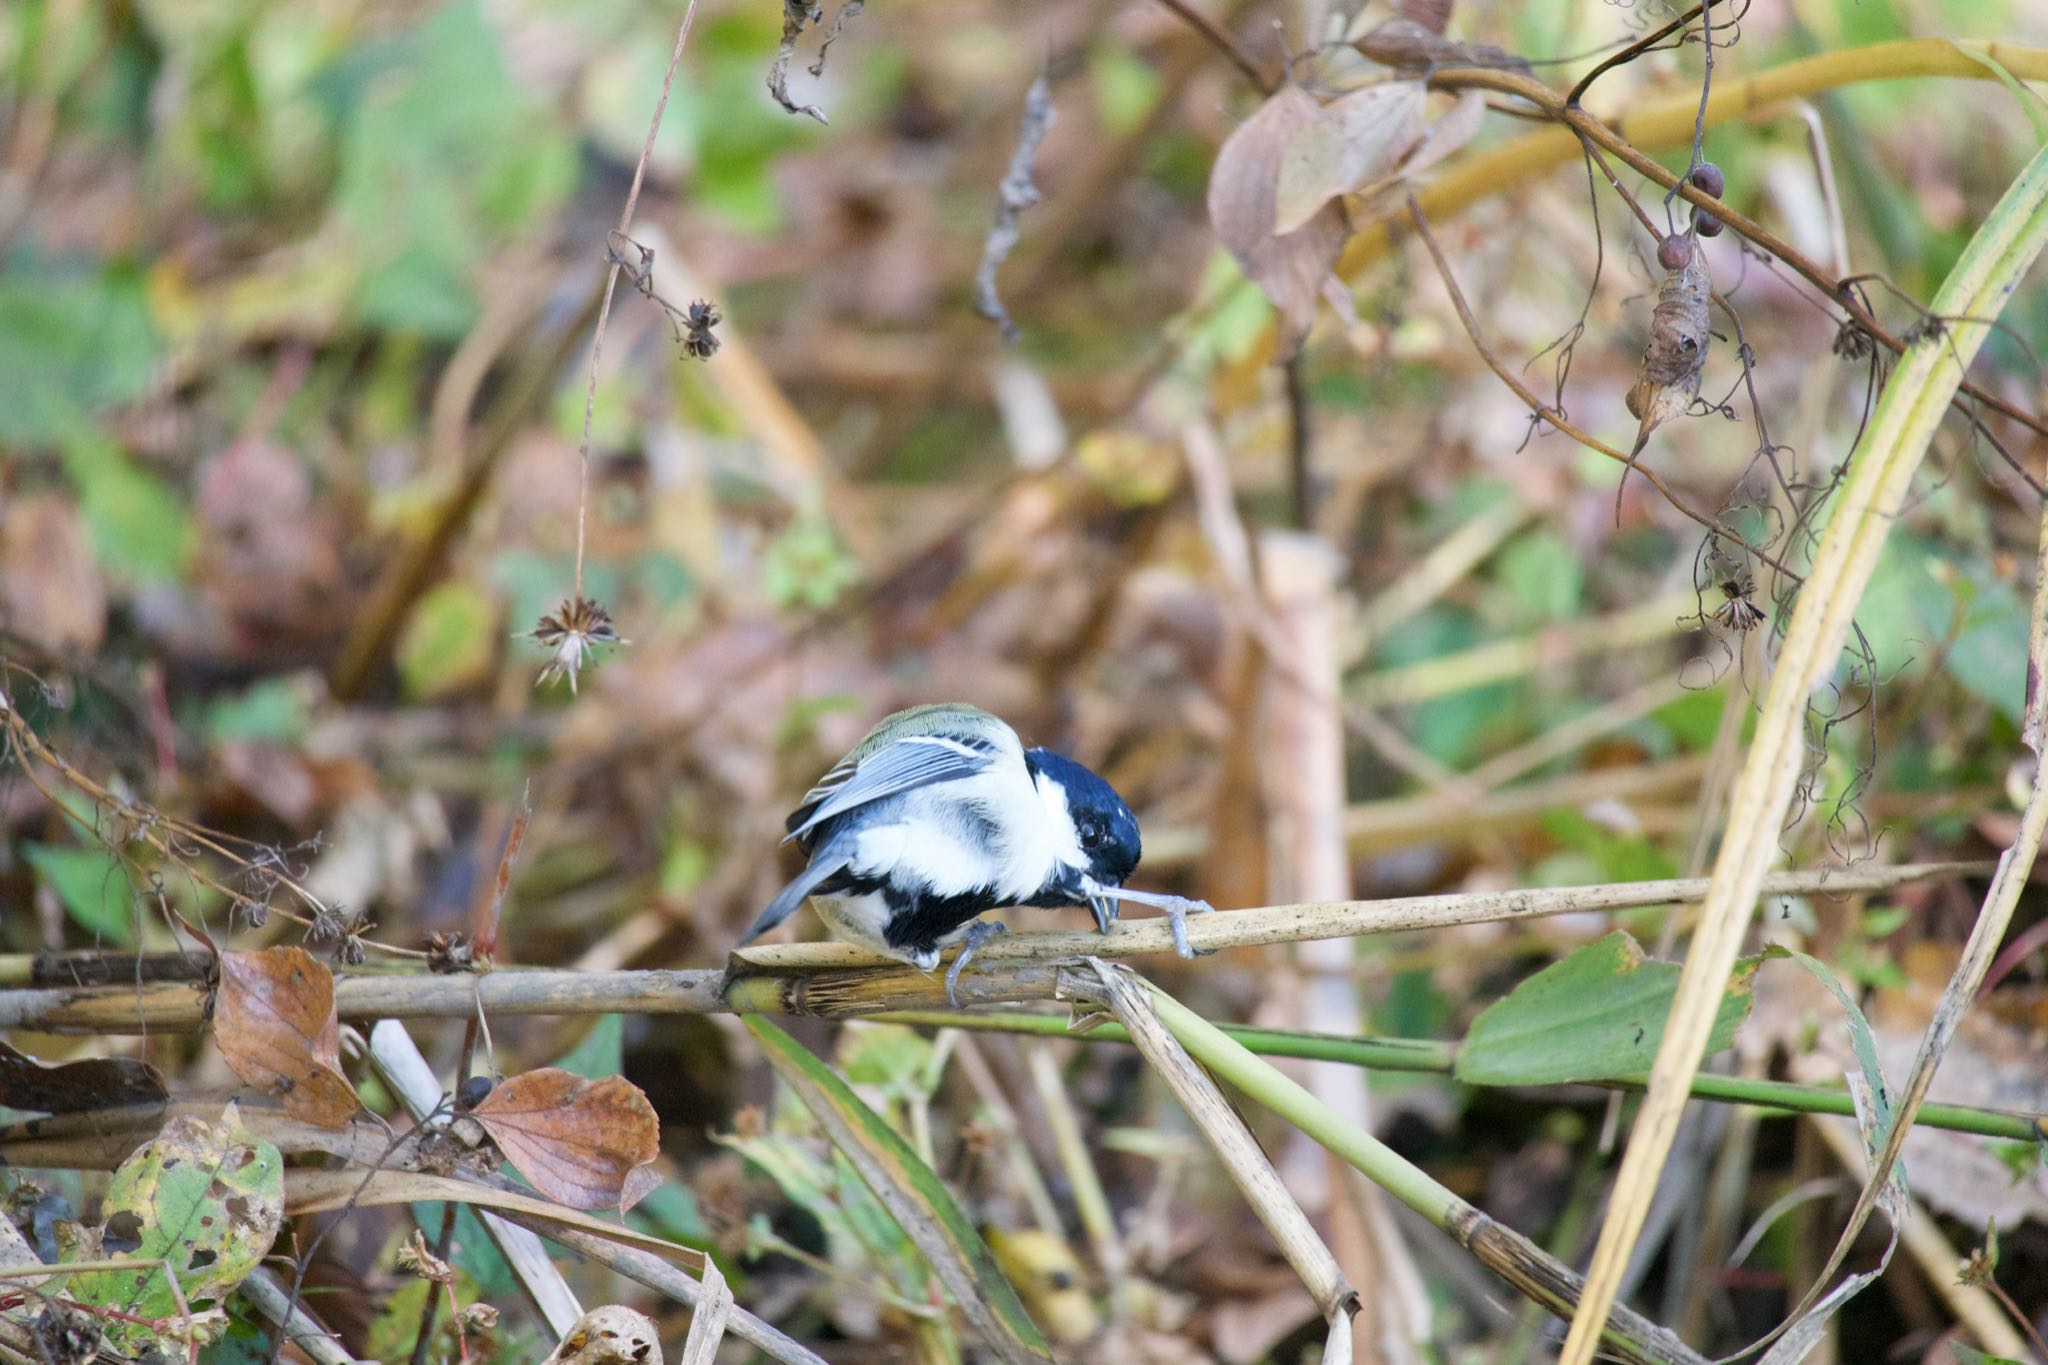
[1024,747,1142,890]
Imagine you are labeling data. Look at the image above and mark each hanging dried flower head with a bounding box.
[529,596,628,694]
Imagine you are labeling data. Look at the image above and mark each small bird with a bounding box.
[739,703,1210,1003]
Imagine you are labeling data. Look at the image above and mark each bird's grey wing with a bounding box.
[785,734,998,845]
[739,848,853,946]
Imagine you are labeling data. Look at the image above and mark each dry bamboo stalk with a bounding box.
[0,863,1984,1033]
[1068,962,1355,1363]
[1264,527,1431,1361]
[1559,142,2048,1365]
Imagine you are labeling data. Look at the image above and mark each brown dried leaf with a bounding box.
[1273,82,1426,235]
[215,948,359,1130]
[471,1068,661,1213]
[1354,16,1529,73]
[0,494,107,655]
[1208,86,1349,347]
[0,1040,166,1114]
[1400,0,1452,32]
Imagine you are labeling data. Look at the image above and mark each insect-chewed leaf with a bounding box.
[0,1039,165,1114]
[68,1109,283,1355]
[215,947,359,1129]
[545,1304,665,1364]
[471,1068,662,1213]
[1207,84,1349,347]
[1457,932,1756,1087]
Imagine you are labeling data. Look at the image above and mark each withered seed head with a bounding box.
[680,299,722,360]
[1714,577,1766,632]
[530,596,628,695]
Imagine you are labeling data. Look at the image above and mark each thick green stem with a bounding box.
[1135,982,1703,1365]
[872,1011,2043,1142]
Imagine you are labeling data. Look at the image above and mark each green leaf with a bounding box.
[1457,933,1754,1087]
[1947,1346,2026,1365]
[553,1015,624,1081]
[70,1112,284,1353]
[761,513,860,611]
[1091,41,1162,136]
[1769,948,1899,1155]
[631,1180,709,1247]
[21,841,135,944]
[61,432,194,583]
[1494,530,1582,624]
[331,0,575,335]
[204,676,313,743]
[836,1022,935,1100]
[0,266,161,443]
[395,579,499,699]
[743,1016,1053,1362]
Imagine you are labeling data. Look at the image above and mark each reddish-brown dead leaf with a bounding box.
[471,1068,661,1213]
[215,947,360,1130]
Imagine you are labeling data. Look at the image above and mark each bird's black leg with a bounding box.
[945,918,1009,1007]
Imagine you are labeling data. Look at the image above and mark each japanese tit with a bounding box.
[739,702,1210,1003]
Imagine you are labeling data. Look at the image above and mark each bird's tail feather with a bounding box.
[739,853,848,946]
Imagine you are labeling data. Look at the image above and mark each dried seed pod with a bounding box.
[1619,242,1712,513]
[1692,207,1724,238]
[1656,233,1693,272]
[1714,576,1766,632]
[1688,161,1725,198]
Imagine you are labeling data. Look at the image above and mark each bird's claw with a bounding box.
[945,919,1009,1008]
[1162,895,1216,959]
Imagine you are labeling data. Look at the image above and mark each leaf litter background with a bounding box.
[3,0,2048,1360]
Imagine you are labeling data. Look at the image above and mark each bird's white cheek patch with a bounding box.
[1030,773,1090,874]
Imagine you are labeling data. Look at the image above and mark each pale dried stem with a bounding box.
[0,864,1982,1033]
[574,0,699,597]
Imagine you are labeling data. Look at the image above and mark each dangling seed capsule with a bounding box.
[1657,234,1693,271]
[1688,161,1726,198]
[1692,207,1724,238]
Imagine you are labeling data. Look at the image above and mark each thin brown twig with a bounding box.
[1564,0,1724,109]
[1402,196,1805,586]
[1981,1274,2048,1364]
[0,699,429,962]
[573,0,701,598]
[1149,0,1275,93]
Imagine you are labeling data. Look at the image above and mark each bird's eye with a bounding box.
[1048,1270,1075,1291]
[1078,820,1105,850]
